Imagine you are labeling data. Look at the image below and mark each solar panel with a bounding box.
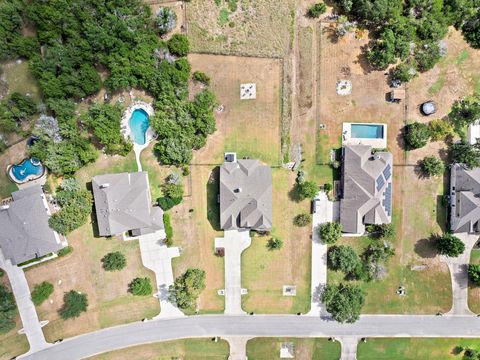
[383,164,392,181]
[376,175,385,191]
[383,183,392,216]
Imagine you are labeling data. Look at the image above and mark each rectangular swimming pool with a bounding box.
[350,124,384,139]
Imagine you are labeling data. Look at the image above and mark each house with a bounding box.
[92,172,164,237]
[450,164,480,233]
[0,185,63,265]
[219,153,272,230]
[340,145,393,234]
[467,120,480,145]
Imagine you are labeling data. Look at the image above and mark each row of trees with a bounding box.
[333,0,479,80]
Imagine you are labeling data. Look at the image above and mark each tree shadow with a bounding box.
[356,44,374,75]
[206,166,221,231]
[396,125,407,151]
[414,237,437,258]
[86,181,101,238]
[436,194,448,232]
[288,183,302,203]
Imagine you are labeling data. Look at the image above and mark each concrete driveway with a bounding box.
[137,230,184,318]
[215,229,251,315]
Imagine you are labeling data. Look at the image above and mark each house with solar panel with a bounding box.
[450,164,480,233]
[339,145,393,235]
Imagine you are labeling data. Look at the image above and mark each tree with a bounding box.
[429,118,454,141]
[158,182,184,211]
[378,223,396,240]
[31,281,54,306]
[101,252,127,271]
[0,285,16,334]
[167,34,190,57]
[319,222,342,244]
[404,122,430,150]
[462,14,480,49]
[321,283,365,323]
[390,62,417,83]
[267,237,284,250]
[297,180,319,200]
[192,71,211,86]
[468,264,480,286]
[129,277,153,296]
[420,156,444,177]
[414,41,441,72]
[448,95,480,128]
[328,245,361,274]
[168,269,206,309]
[59,290,88,319]
[367,29,396,70]
[352,0,402,26]
[434,233,465,257]
[307,2,327,18]
[293,213,311,227]
[450,142,480,169]
[156,7,177,35]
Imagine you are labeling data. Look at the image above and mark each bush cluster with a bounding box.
[31,281,54,306]
[168,269,206,309]
[59,290,88,319]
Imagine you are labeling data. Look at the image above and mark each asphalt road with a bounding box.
[24,314,480,359]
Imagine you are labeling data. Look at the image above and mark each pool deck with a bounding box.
[342,122,388,149]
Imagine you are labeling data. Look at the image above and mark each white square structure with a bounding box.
[280,343,295,358]
[240,83,256,100]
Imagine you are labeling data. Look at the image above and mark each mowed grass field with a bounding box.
[25,152,159,342]
[246,337,341,360]
[89,338,229,360]
[357,338,480,360]
[469,250,480,313]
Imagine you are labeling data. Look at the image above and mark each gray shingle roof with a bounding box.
[0,185,62,265]
[92,172,163,236]
[220,159,272,230]
[450,164,480,233]
[340,145,393,234]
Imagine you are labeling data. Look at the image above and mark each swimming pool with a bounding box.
[10,158,44,182]
[350,124,384,139]
[128,109,150,145]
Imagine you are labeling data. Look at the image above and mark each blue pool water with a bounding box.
[129,109,150,145]
[351,124,384,139]
[11,158,44,181]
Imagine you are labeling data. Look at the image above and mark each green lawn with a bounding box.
[469,249,480,313]
[2,60,41,101]
[246,338,340,360]
[91,338,229,360]
[357,338,480,360]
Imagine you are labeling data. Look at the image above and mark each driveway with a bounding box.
[442,232,478,315]
[308,191,339,316]
[0,250,49,353]
[215,229,251,314]
[137,230,184,318]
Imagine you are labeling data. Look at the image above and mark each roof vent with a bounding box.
[234,187,242,193]
[100,183,110,189]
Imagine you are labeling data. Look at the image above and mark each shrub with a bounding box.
[0,285,16,334]
[182,165,190,176]
[319,222,342,244]
[323,183,333,192]
[31,281,54,306]
[429,119,453,141]
[293,213,311,227]
[468,264,480,286]
[296,180,319,200]
[158,182,184,211]
[404,122,430,150]
[167,34,190,57]
[420,156,444,177]
[129,277,153,296]
[164,212,173,246]
[57,246,73,257]
[101,252,126,271]
[307,2,327,18]
[0,269,4,277]
[434,233,465,257]
[390,62,416,83]
[378,223,396,240]
[321,283,365,323]
[267,237,284,250]
[193,71,211,86]
[169,269,206,309]
[156,7,177,35]
[158,196,182,211]
[59,290,88,319]
[328,245,361,275]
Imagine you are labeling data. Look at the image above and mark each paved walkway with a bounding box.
[224,336,251,360]
[339,337,359,360]
[442,233,478,315]
[0,251,49,353]
[137,230,184,318]
[308,192,338,316]
[215,230,251,315]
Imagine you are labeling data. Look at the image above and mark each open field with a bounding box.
[0,274,30,360]
[246,337,341,360]
[90,338,229,360]
[469,250,480,314]
[241,169,311,314]
[25,152,159,342]
[357,338,480,360]
[187,0,295,57]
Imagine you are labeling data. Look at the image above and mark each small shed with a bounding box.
[388,89,405,102]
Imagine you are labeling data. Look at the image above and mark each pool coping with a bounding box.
[342,122,388,149]
[7,158,47,185]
